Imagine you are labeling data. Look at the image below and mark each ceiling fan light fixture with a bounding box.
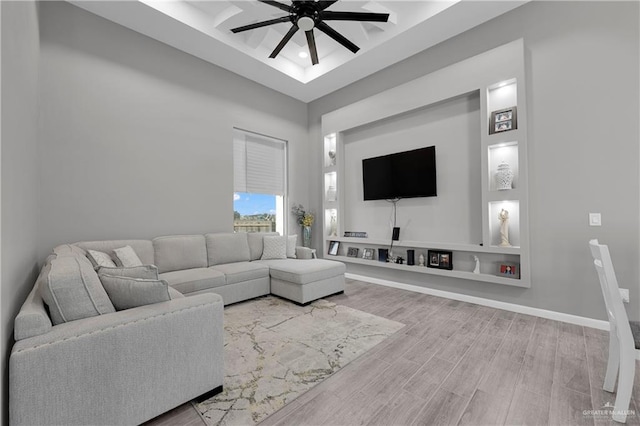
[297,16,315,31]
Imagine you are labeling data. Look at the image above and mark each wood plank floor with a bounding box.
[146,279,640,426]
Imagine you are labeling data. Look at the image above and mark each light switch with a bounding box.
[589,213,602,227]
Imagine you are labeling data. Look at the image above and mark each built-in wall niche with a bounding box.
[487,79,517,117]
[488,142,519,191]
[341,92,482,244]
[488,200,520,248]
[324,172,337,202]
[325,208,338,237]
[323,133,337,168]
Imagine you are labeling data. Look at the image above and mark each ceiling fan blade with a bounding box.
[320,11,390,22]
[316,1,338,10]
[305,30,319,65]
[316,21,359,53]
[230,16,291,33]
[269,25,299,58]
[258,0,293,13]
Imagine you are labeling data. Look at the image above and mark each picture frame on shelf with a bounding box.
[346,247,359,258]
[427,250,453,270]
[328,241,340,256]
[362,248,374,260]
[378,248,389,262]
[499,263,520,278]
[489,106,517,134]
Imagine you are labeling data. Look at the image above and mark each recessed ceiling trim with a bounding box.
[68,0,528,103]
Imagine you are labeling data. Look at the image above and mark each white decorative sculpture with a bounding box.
[418,253,425,267]
[328,150,336,166]
[473,255,480,274]
[495,161,514,190]
[329,212,337,236]
[498,208,512,247]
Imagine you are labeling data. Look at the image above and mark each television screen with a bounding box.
[362,146,437,200]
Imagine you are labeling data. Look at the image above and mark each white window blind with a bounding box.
[233,129,285,196]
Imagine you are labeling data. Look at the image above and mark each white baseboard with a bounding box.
[345,273,640,360]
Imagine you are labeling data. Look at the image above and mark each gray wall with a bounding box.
[37,1,310,260]
[1,1,41,423]
[308,1,640,321]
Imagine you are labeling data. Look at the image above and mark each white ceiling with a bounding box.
[69,1,527,102]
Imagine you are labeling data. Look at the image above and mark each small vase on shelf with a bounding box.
[495,161,514,190]
[326,185,337,202]
[303,226,312,248]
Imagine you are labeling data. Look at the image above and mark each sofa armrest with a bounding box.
[295,246,317,259]
[10,293,224,425]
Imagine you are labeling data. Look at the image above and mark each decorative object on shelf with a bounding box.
[328,150,336,166]
[347,247,359,258]
[489,106,517,134]
[378,248,389,262]
[498,208,511,247]
[292,204,314,248]
[427,250,453,270]
[418,253,425,267]
[407,250,415,266]
[326,185,337,202]
[499,263,520,278]
[396,257,404,265]
[344,231,368,238]
[473,255,480,274]
[328,241,340,256]
[362,248,374,260]
[495,161,514,190]
[329,211,338,236]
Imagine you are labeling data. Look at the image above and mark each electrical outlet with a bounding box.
[589,213,602,227]
[619,288,630,303]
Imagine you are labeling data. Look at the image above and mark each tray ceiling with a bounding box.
[69,1,527,102]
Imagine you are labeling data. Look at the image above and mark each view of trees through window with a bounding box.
[233,192,284,234]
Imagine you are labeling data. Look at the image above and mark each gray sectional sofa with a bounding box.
[10,232,345,425]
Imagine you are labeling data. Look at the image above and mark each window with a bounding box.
[233,129,287,235]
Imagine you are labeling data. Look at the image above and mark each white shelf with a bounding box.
[331,237,521,255]
[333,255,528,288]
[486,189,521,202]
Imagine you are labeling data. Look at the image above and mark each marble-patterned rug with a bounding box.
[194,295,404,425]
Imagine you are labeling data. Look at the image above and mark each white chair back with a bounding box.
[589,239,635,423]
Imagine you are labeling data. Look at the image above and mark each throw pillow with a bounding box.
[99,274,171,311]
[113,245,143,267]
[287,235,297,259]
[86,249,117,269]
[97,264,159,280]
[261,235,287,260]
[41,256,116,325]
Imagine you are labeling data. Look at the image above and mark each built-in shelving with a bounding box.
[321,40,530,288]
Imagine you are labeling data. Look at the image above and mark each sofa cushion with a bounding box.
[97,265,159,280]
[99,275,171,311]
[287,235,297,259]
[113,245,143,267]
[53,244,87,258]
[153,235,207,274]
[74,240,154,265]
[159,268,226,294]
[206,233,250,266]
[210,262,270,285]
[247,232,278,261]
[86,250,117,269]
[261,235,287,260]
[41,256,116,325]
[258,259,346,285]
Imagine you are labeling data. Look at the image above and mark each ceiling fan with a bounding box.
[230,0,390,65]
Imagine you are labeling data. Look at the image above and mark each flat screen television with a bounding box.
[362,146,437,201]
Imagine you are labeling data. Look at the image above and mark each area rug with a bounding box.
[194,295,404,425]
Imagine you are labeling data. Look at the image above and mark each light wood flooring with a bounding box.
[147,279,640,426]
